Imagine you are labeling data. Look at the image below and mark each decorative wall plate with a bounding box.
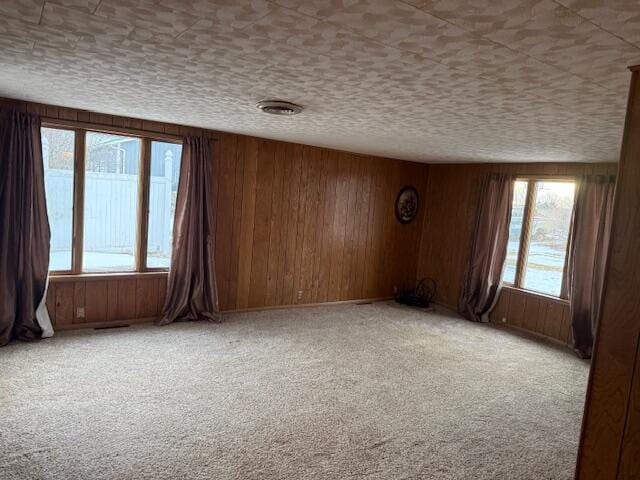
[395,186,419,224]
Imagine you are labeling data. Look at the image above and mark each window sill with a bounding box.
[49,271,168,282]
[500,285,569,305]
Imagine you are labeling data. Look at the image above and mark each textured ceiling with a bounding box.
[1,1,638,163]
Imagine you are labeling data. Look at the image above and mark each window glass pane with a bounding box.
[83,132,141,272]
[502,180,528,284]
[522,181,575,297]
[42,127,75,271]
[146,141,182,269]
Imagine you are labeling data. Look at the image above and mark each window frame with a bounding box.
[503,175,576,300]
[42,120,183,276]
[41,124,78,275]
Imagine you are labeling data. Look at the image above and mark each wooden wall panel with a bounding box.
[114,280,136,321]
[0,97,429,328]
[619,362,640,478]
[416,164,486,310]
[489,287,571,345]
[576,68,639,480]
[218,145,429,311]
[106,280,119,322]
[54,283,74,326]
[49,275,168,329]
[135,278,160,319]
[247,140,276,308]
[8,93,619,345]
[236,136,259,310]
[416,161,617,344]
[85,281,108,322]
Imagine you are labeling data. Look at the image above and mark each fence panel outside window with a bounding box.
[41,127,75,272]
[83,132,141,272]
[146,141,182,269]
[42,123,186,275]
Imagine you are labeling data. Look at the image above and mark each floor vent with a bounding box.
[356,301,373,305]
[94,324,130,330]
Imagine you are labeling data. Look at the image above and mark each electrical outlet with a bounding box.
[77,307,85,318]
[501,317,507,323]
[393,285,398,294]
[297,290,303,300]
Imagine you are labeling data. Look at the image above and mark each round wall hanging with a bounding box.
[395,186,419,224]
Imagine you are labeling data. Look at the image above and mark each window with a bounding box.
[146,141,182,269]
[503,180,527,285]
[503,179,576,298]
[83,132,141,272]
[42,127,75,272]
[41,123,182,274]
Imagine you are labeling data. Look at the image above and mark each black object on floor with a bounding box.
[395,278,436,308]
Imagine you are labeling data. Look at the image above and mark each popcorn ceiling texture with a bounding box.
[0,303,589,479]
[0,0,638,163]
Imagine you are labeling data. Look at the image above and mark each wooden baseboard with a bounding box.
[54,317,156,331]
[222,297,394,314]
[431,301,573,350]
[487,320,572,349]
[55,299,570,352]
[52,297,394,331]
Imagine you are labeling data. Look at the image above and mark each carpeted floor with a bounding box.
[1,302,588,480]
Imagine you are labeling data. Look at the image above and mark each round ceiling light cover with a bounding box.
[256,100,303,115]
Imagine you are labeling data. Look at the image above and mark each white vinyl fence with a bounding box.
[45,170,173,257]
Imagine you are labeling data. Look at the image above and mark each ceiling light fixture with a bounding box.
[256,100,303,116]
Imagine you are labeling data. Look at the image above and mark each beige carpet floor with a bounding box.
[0,302,589,480]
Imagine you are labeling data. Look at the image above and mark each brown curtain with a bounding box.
[568,175,615,359]
[159,136,220,325]
[0,109,50,346]
[459,173,514,322]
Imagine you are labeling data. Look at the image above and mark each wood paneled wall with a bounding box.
[2,94,619,345]
[415,164,486,311]
[1,97,428,328]
[417,162,618,345]
[491,287,572,345]
[213,136,428,311]
[46,274,167,329]
[576,67,640,480]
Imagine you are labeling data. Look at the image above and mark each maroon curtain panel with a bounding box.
[159,136,220,325]
[458,173,514,322]
[568,175,615,359]
[0,109,50,346]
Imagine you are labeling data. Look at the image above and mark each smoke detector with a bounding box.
[256,100,303,116]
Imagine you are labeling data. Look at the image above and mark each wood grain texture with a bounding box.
[490,287,571,344]
[84,280,108,323]
[576,71,639,480]
[221,143,428,310]
[619,353,640,478]
[10,95,619,350]
[73,281,85,324]
[417,162,617,344]
[416,164,485,310]
[49,274,168,327]
[19,97,428,327]
[54,283,74,326]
